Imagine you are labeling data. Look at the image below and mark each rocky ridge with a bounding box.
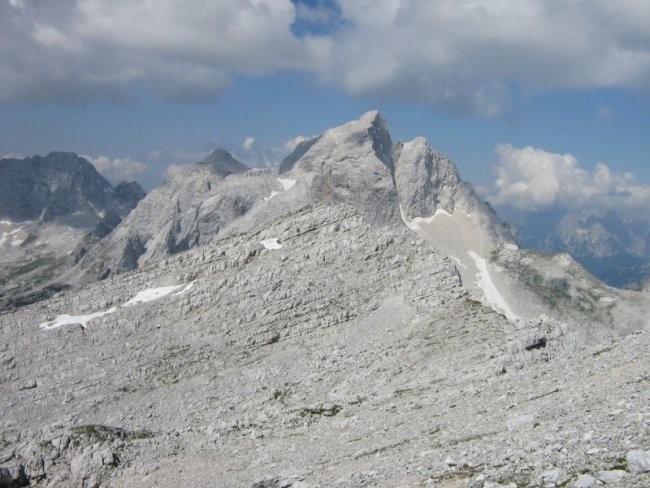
[1,112,649,486]
[1,201,649,487]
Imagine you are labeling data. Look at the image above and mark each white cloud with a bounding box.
[242,136,255,151]
[489,144,650,215]
[0,0,304,103]
[83,154,147,183]
[1,153,26,160]
[1,1,649,114]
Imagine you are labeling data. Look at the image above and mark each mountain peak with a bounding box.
[358,109,382,125]
[280,110,393,177]
[197,148,248,177]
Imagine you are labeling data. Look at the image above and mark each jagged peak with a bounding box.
[358,109,382,125]
[324,110,388,139]
[402,136,429,150]
[279,111,393,175]
[196,148,248,177]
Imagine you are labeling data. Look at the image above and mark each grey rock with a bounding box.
[595,469,627,483]
[539,468,563,487]
[506,414,536,432]
[17,380,36,391]
[627,450,650,473]
[572,474,597,487]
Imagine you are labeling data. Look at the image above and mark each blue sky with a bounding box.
[1,0,649,216]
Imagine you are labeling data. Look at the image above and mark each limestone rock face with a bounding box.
[280,110,398,222]
[75,148,255,279]
[394,136,516,245]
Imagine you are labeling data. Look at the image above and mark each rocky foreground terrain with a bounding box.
[1,112,649,487]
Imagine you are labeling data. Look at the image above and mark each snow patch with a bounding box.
[503,243,519,251]
[467,250,518,321]
[39,308,117,330]
[277,178,296,191]
[40,281,197,330]
[260,238,282,250]
[400,205,453,231]
[599,296,616,304]
[174,282,194,295]
[264,178,296,201]
[264,191,279,202]
[0,225,25,247]
[123,285,185,307]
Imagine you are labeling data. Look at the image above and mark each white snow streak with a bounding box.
[467,250,518,321]
[277,178,296,191]
[39,308,117,330]
[264,191,279,202]
[123,285,185,307]
[260,238,282,250]
[265,178,296,201]
[400,205,452,231]
[0,223,25,247]
[40,281,196,330]
[174,282,194,295]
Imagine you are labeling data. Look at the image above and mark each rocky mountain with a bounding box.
[72,148,308,282]
[0,153,143,224]
[0,153,145,311]
[1,113,649,487]
[503,207,650,289]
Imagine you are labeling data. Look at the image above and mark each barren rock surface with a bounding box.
[1,202,649,487]
[1,113,648,487]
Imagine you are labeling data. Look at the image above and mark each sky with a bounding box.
[1,0,649,218]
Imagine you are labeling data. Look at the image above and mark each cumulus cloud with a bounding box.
[1,153,26,160]
[242,136,256,151]
[0,0,304,103]
[83,154,147,183]
[1,1,650,115]
[489,144,650,216]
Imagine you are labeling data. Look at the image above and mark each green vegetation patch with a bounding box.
[299,405,342,417]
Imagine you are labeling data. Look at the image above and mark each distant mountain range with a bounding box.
[0,152,144,309]
[500,206,650,289]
